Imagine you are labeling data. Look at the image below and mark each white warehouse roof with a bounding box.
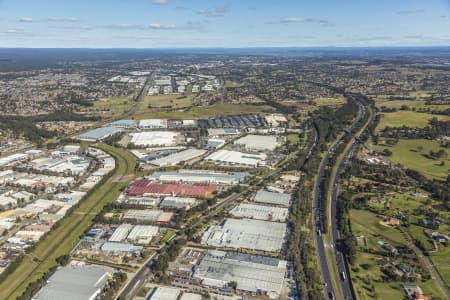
[201,218,286,252]
[234,135,281,151]
[146,170,249,185]
[150,149,206,167]
[229,203,289,222]
[130,131,180,147]
[205,150,267,167]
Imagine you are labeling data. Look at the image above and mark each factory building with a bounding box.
[127,225,159,244]
[122,209,174,223]
[205,150,267,167]
[32,264,110,300]
[252,190,291,207]
[107,119,138,128]
[149,149,207,167]
[149,287,181,300]
[201,218,286,253]
[234,135,282,152]
[229,203,289,222]
[159,196,199,210]
[77,127,123,142]
[138,119,168,129]
[129,131,180,147]
[101,242,143,255]
[207,128,240,136]
[109,224,133,242]
[193,250,286,299]
[146,170,249,185]
[126,179,217,199]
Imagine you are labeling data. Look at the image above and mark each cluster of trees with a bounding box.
[379,118,450,140]
[0,110,99,145]
[405,169,450,208]
[151,237,187,283]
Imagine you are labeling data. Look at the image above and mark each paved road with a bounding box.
[313,98,369,300]
[312,127,347,300]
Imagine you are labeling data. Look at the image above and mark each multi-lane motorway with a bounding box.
[313,98,372,300]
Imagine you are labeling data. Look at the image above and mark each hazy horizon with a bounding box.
[0,0,449,48]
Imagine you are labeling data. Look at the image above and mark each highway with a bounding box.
[313,98,371,300]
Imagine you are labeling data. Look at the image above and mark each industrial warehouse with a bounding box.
[77,126,123,141]
[229,203,289,222]
[31,264,110,300]
[252,190,292,207]
[233,135,283,152]
[129,131,182,147]
[146,170,249,185]
[126,179,218,199]
[201,218,287,253]
[205,149,267,167]
[198,114,267,128]
[149,148,207,167]
[192,250,287,299]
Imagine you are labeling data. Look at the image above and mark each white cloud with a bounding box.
[280,17,305,23]
[17,17,34,23]
[280,17,333,27]
[17,17,79,23]
[196,4,229,17]
[152,0,168,5]
[106,24,148,30]
[149,23,177,29]
[397,9,425,15]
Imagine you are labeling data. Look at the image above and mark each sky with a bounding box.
[0,0,449,48]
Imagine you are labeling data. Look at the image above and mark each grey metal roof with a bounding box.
[193,250,286,295]
[253,190,291,207]
[78,126,122,141]
[32,265,109,300]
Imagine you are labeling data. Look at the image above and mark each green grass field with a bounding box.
[133,103,274,120]
[374,139,450,180]
[141,94,193,110]
[315,97,346,107]
[80,96,134,116]
[350,209,407,246]
[161,230,176,243]
[0,144,136,300]
[375,99,450,112]
[376,110,449,132]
